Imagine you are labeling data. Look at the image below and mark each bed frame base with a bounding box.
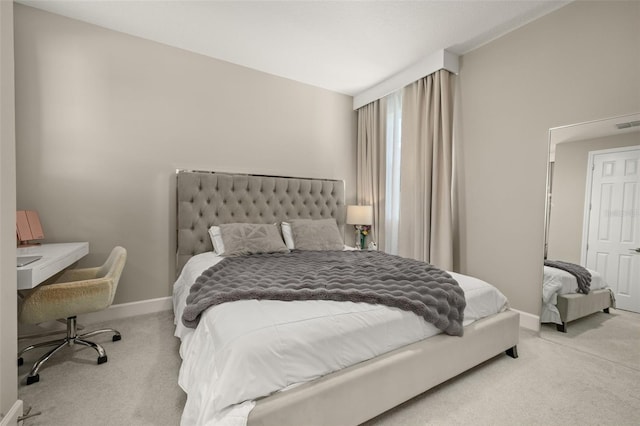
[248,309,520,426]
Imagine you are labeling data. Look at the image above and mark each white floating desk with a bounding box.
[17,242,89,290]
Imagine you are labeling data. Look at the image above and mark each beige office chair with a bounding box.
[18,246,127,385]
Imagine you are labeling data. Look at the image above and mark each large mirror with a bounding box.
[543,113,640,330]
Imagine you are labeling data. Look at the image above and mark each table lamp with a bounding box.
[346,205,373,249]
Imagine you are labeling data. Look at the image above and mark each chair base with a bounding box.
[18,316,121,385]
[26,374,39,385]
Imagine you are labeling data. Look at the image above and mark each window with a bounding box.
[384,90,402,254]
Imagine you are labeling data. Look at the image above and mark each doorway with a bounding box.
[583,146,640,313]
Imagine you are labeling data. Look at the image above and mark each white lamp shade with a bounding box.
[346,205,373,225]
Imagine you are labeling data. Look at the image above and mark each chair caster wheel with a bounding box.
[18,357,23,367]
[26,374,39,385]
[112,334,121,342]
[97,355,108,364]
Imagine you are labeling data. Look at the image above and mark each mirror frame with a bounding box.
[544,112,640,260]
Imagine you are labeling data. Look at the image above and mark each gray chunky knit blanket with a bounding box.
[544,260,592,294]
[182,250,466,336]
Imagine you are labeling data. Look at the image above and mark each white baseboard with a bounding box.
[0,399,23,426]
[78,296,173,324]
[512,308,540,332]
[18,297,173,340]
[20,296,538,332]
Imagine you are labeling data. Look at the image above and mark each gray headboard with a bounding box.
[176,170,346,274]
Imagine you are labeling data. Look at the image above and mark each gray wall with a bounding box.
[457,0,640,315]
[548,133,640,263]
[13,4,357,305]
[0,0,17,419]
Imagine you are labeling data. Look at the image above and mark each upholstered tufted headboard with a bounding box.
[176,170,346,274]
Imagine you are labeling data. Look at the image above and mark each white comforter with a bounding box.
[541,265,608,324]
[173,251,509,426]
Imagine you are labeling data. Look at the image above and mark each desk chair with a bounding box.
[18,246,127,385]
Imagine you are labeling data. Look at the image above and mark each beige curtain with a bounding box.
[398,69,454,269]
[356,98,387,249]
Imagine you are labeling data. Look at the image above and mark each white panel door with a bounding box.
[585,146,640,313]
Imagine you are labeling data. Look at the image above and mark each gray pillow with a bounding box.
[289,218,344,251]
[219,223,289,256]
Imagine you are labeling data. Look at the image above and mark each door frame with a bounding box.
[581,145,640,266]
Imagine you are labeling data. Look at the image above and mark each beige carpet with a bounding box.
[18,310,185,426]
[18,308,640,425]
[539,308,640,371]
[365,310,640,426]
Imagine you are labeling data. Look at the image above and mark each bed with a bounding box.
[173,170,520,426]
[541,264,614,332]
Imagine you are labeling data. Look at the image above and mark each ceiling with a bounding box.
[551,113,640,146]
[549,113,640,161]
[17,0,570,96]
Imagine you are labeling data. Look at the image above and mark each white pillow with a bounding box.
[281,222,295,249]
[208,226,225,255]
